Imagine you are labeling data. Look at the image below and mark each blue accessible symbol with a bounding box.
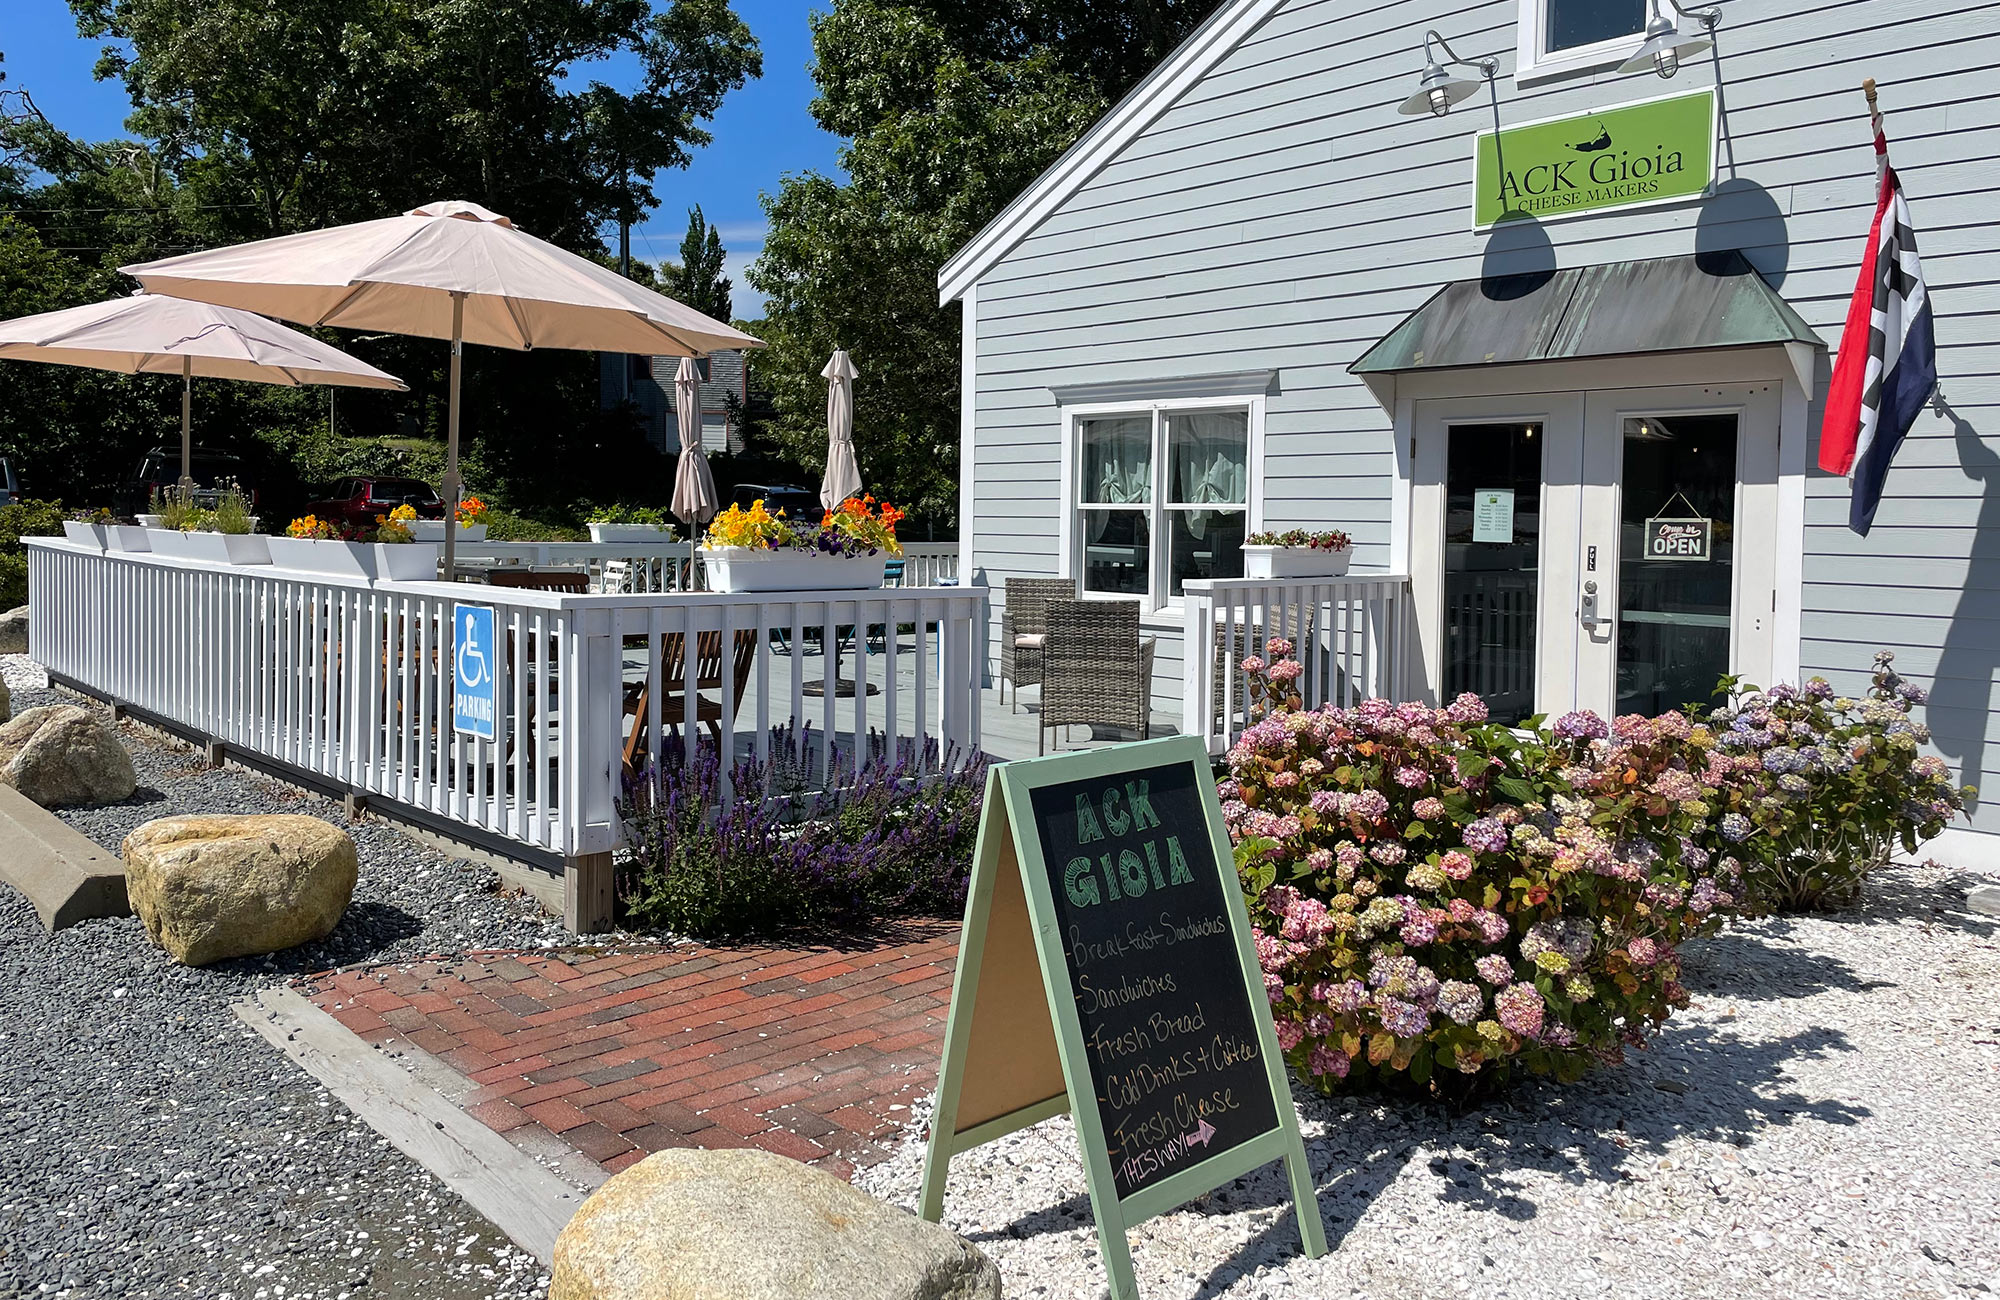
[452,603,498,740]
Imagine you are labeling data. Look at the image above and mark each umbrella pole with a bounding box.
[442,291,466,583]
[180,356,193,493]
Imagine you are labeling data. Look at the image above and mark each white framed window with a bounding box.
[1515,0,1649,83]
[1058,394,1264,616]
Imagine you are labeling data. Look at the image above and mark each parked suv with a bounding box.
[727,482,820,522]
[300,477,445,530]
[118,446,254,516]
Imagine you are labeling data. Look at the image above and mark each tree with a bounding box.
[0,0,761,517]
[747,0,1219,528]
[662,205,732,321]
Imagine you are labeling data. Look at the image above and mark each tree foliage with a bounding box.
[661,204,732,322]
[0,0,760,518]
[747,0,1219,527]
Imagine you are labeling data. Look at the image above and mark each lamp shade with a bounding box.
[1618,13,1713,76]
[1398,63,1485,116]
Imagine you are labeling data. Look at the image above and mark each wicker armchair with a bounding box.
[999,577,1077,711]
[1039,599,1155,755]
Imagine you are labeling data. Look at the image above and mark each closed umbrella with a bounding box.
[669,356,717,589]
[818,349,862,510]
[122,200,761,576]
[0,292,405,490]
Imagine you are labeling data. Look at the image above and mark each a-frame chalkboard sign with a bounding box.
[919,736,1325,1298]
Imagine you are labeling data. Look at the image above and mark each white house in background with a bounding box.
[598,349,747,453]
[943,0,2000,867]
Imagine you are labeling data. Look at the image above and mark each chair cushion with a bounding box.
[1013,633,1046,649]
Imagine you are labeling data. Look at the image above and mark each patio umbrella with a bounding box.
[669,356,717,590]
[819,349,862,511]
[0,291,405,489]
[121,199,761,576]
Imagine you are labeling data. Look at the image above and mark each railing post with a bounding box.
[1182,581,1218,756]
[564,605,619,934]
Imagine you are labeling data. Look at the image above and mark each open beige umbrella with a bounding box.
[122,200,761,575]
[0,291,406,489]
[818,349,861,511]
[669,356,717,590]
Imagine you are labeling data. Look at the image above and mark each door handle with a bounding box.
[1579,580,1612,630]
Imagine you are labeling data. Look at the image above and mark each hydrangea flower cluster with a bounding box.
[1226,640,1967,1098]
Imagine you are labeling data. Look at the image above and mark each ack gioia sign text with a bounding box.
[1473,89,1717,229]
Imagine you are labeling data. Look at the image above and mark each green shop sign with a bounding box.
[1473,88,1716,229]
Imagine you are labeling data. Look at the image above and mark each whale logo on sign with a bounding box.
[452,603,498,739]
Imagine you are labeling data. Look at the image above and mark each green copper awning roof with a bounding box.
[1350,251,1822,375]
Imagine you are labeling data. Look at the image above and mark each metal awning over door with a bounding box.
[1350,251,1821,375]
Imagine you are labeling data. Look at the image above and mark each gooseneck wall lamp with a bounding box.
[1397,30,1499,118]
[1618,0,1722,78]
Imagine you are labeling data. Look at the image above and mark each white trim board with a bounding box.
[936,0,1286,305]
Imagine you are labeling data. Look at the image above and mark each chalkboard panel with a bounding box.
[1028,760,1280,1200]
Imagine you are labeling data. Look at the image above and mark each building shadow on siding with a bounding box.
[1930,401,1996,820]
[1480,212,1556,298]
[1695,177,1789,288]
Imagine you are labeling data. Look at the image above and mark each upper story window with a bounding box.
[1518,0,1648,82]
[1066,399,1260,614]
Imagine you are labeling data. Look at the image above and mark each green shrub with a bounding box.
[479,507,587,542]
[0,499,66,608]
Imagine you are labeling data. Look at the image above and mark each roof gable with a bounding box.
[935,0,1286,305]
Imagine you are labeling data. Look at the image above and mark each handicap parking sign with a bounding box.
[452,603,498,740]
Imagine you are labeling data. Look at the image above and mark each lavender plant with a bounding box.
[617,727,987,937]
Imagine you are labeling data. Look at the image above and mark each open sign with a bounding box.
[1644,516,1712,561]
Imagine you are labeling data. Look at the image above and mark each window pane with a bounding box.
[1443,423,1542,727]
[1080,510,1151,596]
[1079,416,1153,504]
[1546,0,1645,53]
[1168,508,1245,597]
[1167,409,1248,505]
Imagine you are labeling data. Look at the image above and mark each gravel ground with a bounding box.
[0,664,573,1300]
[864,862,2000,1300]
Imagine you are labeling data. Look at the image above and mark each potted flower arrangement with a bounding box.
[267,506,439,583]
[408,494,490,542]
[1241,527,1352,579]
[145,482,270,564]
[63,507,114,550]
[701,495,903,593]
[586,504,678,543]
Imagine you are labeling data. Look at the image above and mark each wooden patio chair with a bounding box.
[621,627,760,776]
[1038,599,1154,755]
[485,568,590,594]
[999,576,1076,711]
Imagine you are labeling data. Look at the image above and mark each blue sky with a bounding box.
[1,0,842,318]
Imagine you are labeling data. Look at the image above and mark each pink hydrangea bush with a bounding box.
[1225,645,1718,1096]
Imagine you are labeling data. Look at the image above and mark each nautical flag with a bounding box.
[1818,93,1937,536]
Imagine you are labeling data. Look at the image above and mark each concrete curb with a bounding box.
[0,783,129,930]
[233,985,597,1264]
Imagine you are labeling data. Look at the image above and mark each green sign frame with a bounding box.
[1473,87,1717,230]
[918,737,1326,1299]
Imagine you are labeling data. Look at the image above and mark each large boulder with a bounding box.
[550,1149,1001,1300]
[123,814,358,966]
[0,705,136,807]
[0,674,10,723]
[0,605,27,655]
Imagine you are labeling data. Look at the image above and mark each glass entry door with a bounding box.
[1442,423,1544,725]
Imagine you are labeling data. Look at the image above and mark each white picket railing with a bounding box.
[25,538,984,871]
[449,539,959,592]
[1182,573,1413,755]
[896,542,961,586]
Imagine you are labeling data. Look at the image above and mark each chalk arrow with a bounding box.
[1189,1118,1217,1148]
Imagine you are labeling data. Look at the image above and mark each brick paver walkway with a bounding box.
[300,922,959,1179]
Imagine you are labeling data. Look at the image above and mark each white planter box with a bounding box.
[589,522,677,543]
[136,513,164,528]
[267,538,440,583]
[106,525,152,552]
[62,521,107,550]
[407,521,488,542]
[1241,544,1352,579]
[702,547,887,593]
[148,529,271,565]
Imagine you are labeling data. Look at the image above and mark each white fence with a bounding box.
[25,539,984,923]
[1182,573,1413,755]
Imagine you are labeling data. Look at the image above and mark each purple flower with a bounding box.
[1553,710,1610,742]
[1439,850,1474,880]
[1349,789,1391,823]
[1626,936,1662,967]
[1369,840,1407,866]
[1412,797,1445,821]
[1306,1044,1350,1079]
[1437,980,1484,1026]
[1445,692,1489,724]
[1400,914,1439,945]
[1274,1018,1304,1050]
[1719,813,1752,842]
[1375,996,1431,1038]
[1394,765,1429,789]
[1322,980,1367,1013]
[1462,817,1509,854]
[1474,954,1514,985]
